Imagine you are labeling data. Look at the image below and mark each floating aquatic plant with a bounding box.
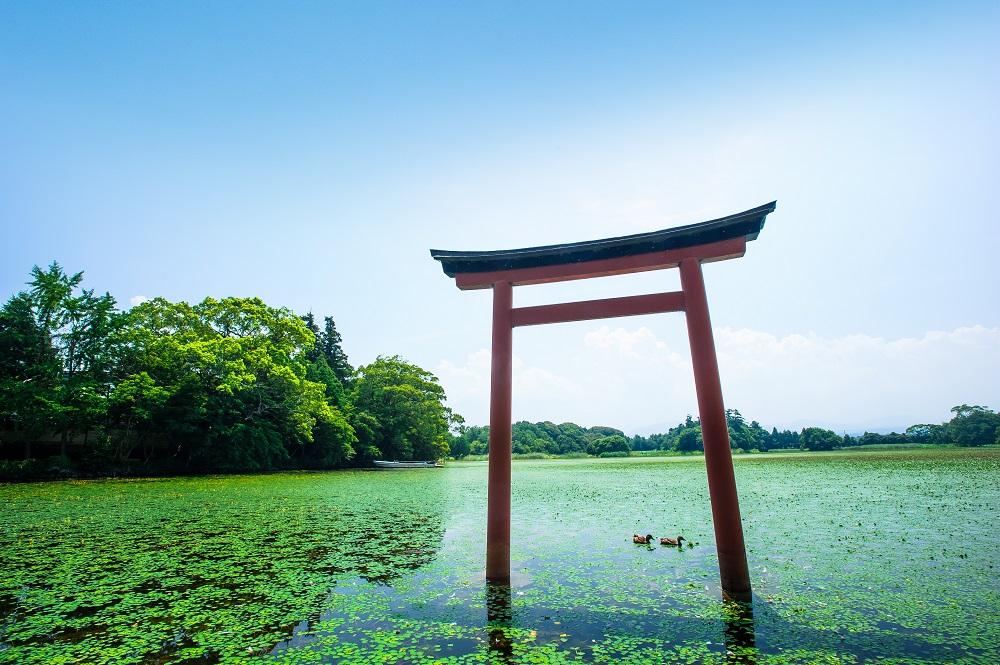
[1,448,998,663]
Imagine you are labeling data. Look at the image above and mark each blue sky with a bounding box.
[2,2,998,433]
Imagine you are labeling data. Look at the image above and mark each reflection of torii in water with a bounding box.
[431,201,776,601]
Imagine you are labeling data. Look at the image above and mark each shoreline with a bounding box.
[3,444,995,484]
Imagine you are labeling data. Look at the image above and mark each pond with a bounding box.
[1,448,998,663]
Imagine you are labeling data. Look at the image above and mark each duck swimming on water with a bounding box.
[633,534,654,544]
[660,535,686,547]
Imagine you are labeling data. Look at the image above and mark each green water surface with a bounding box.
[2,448,998,664]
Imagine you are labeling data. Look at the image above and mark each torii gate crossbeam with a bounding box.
[431,201,776,599]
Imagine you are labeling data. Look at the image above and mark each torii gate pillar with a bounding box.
[679,257,751,594]
[432,202,775,600]
[486,280,513,579]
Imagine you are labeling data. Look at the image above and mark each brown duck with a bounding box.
[633,533,654,544]
[660,535,686,547]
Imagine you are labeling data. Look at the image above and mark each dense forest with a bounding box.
[2,263,998,480]
[451,404,1000,458]
[0,263,457,479]
[450,404,1000,459]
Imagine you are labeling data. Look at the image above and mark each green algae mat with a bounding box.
[2,448,998,664]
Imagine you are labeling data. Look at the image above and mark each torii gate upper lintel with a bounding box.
[430,201,776,600]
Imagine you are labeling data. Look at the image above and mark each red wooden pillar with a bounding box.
[679,257,752,599]
[486,280,513,581]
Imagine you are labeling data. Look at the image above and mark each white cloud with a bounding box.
[713,325,1000,431]
[584,325,685,366]
[437,349,584,421]
[438,325,1000,434]
[129,295,149,307]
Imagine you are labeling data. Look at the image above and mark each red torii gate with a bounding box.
[431,201,775,599]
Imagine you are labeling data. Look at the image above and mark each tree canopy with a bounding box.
[947,405,1000,447]
[351,355,454,462]
[799,427,841,451]
[0,264,455,478]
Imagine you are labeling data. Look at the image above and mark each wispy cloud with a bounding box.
[437,325,1000,433]
[437,349,584,414]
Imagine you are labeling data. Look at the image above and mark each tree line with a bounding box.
[0,263,457,479]
[450,405,1000,458]
[449,421,634,458]
[793,404,1000,451]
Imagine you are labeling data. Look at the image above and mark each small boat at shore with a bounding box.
[373,460,443,469]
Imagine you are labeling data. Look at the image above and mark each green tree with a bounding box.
[306,354,346,407]
[675,426,703,453]
[27,262,82,331]
[586,434,631,456]
[20,263,121,456]
[947,405,1000,447]
[301,311,322,362]
[351,355,452,461]
[451,424,490,456]
[765,427,800,450]
[321,317,353,386]
[905,423,944,443]
[513,421,558,454]
[347,409,382,461]
[555,422,588,454]
[113,296,355,470]
[301,313,347,407]
[57,287,120,455]
[800,427,841,451]
[449,424,472,459]
[106,371,170,463]
[0,293,60,457]
[726,409,764,451]
[585,425,625,442]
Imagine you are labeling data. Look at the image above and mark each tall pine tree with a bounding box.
[321,316,352,385]
[300,311,321,362]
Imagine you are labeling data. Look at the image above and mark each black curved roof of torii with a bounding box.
[430,201,776,277]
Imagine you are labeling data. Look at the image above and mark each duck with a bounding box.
[660,535,686,547]
[633,534,654,544]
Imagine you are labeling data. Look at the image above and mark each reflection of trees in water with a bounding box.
[723,600,757,664]
[486,582,513,660]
